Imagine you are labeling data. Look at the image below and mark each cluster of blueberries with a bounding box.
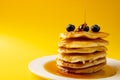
[66,23,100,32]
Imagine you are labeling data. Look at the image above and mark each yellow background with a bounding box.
[0,0,120,80]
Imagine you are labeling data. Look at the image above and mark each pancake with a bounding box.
[60,31,109,39]
[57,62,106,73]
[57,51,106,63]
[58,46,107,54]
[57,57,106,68]
[58,38,108,48]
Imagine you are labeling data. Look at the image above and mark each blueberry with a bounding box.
[66,24,75,32]
[79,24,84,31]
[83,26,89,31]
[91,24,100,32]
[78,23,89,32]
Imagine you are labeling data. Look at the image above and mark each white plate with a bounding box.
[28,55,120,80]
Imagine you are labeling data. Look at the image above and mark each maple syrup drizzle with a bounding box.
[44,60,116,79]
[84,0,87,23]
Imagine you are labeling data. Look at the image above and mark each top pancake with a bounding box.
[60,31,109,39]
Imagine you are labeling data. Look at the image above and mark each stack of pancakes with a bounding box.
[57,31,109,73]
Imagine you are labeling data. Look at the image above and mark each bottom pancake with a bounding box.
[57,62,106,74]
